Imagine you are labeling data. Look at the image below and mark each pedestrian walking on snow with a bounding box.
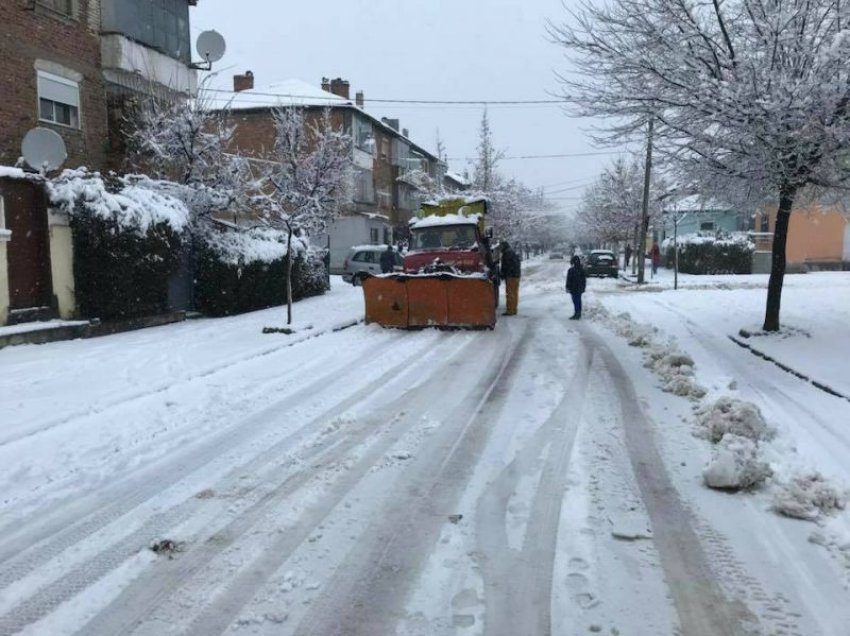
[566,255,587,320]
[380,245,395,274]
[650,243,661,276]
[624,244,632,270]
[500,241,522,315]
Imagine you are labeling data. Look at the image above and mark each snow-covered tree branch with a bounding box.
[551,0,850,329]
[262,106,353,324]
[123,78,260,232]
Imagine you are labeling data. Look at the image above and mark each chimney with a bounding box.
[233,70,254,92]
[402,128,409,138]
[329,78,350,99]
[321,77,330,93]
[355,91,364,107]
[381,117,400,132]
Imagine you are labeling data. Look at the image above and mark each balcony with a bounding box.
[100,34,197,96]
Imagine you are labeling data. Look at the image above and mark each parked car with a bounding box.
[586,249,619,278]
[342,245,403,285]
[549,250,565,259]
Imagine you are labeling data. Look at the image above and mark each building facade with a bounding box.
[0,0,200,325]
[220,75,441,272]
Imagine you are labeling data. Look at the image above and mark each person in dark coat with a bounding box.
[380,245,395,274]
[624,244,632,270]
[565,255,587,320]
[500,241,522,315]
[650,243,661,276]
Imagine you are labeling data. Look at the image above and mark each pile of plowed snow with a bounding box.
[593,304,848,521]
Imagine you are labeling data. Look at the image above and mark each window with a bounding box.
[38,71,80,128]
[699,221,715,232]
[36,0,75,18]
[370,228,379,244]
[353,116,375,154]
[760,214,770,232]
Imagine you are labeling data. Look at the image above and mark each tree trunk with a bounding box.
[763,184,796,332]
[637,117,654,284]
[286,225,293,325]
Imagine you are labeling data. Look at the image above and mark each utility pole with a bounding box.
[637,117,653,284]
[673,210,679,290]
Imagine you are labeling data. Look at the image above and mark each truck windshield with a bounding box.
[411,225,477,250]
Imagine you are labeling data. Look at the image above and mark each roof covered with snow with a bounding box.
[409,212,481,228]
[217,79,353,111]
[444,171,470,186]
[210,79,439,162]
[0,166,43,182]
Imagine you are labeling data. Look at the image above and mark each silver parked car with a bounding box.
[342,245,403,285]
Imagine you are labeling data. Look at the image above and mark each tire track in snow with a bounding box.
[0,327,442,567]
[583,325,759,636]
[82,333,491,636]
[0,331,458,634]
[476,322,592,636]
[0,318,364,448]
[281,322,532,636]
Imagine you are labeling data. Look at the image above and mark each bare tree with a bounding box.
[550,0,850,330]
[578,157,652,247]
[264,106,353,324]
[472,108,505,192]
[124,80,257,230]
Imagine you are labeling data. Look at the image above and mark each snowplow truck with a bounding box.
[361,197,500,329]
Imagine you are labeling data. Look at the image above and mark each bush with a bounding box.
[291,248,330,300]
[194,234,329,317]
[663,232,753,274]
[71,213,181,321]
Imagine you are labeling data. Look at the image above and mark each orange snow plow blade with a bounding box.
[362,275,496,329]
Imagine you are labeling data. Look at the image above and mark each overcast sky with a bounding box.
[191,0,628,214]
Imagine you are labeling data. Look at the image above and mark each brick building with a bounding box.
[0,0,201,325]
[0,0,108,170]
[220,74,441,272]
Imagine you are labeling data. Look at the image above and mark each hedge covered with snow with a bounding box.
[48,169,330,320]
[70,210,183,321]
[48,170,186,320]
[195,229,328,317]
[662,232,754,275]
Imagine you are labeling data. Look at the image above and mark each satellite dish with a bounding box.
[196,30,226,64]
[21,127,67,173]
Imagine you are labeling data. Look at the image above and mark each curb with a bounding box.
[0,311,188,350]
[727,335,850,403]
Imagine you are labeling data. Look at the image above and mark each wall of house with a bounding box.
[0,241,9,325]
[372,127,396,218]
[323,216,390,273]
[769,206,847,266]
[48,211,76,319]
[677,210,739,235]
[0,0,108,171]
[844,223,850,262]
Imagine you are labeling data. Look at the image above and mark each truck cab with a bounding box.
[403,197,497,277]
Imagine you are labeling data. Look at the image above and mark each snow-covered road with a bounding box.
[1,263,847,635]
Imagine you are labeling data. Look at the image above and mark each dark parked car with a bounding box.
[586,250,619,278]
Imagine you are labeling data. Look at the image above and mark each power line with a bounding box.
[203,87,566,106]
[447,151,620,161]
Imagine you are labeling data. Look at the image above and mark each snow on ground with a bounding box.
[587,266,850,635]
[0,277,364,525]
[1,261,850,635]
